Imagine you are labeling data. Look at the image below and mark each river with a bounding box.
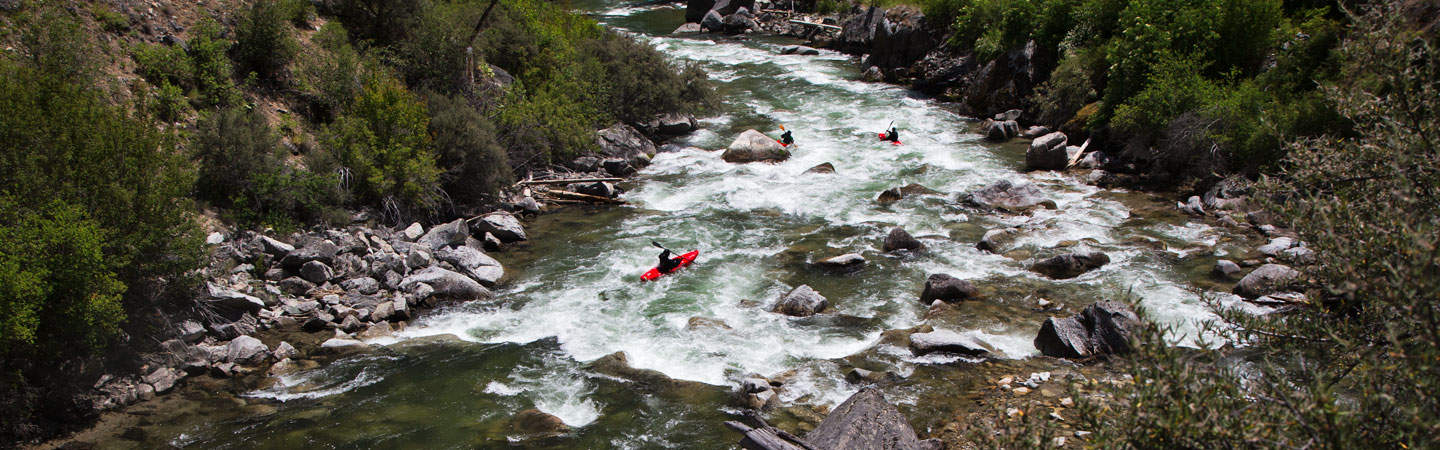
[133,2,1264,448]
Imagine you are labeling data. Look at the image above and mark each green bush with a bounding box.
[394,1,475,93]
[426,92,511,205]
[194,107,344,227]
[1030,47,1101,126]
[89,3,130,33]
[589,32,717,125]
[233,0,300,82]
[131,42,194,90]
[295,22,366,121]
[189,19,242,108]
[151,80,190,122]
[322,72,442,218]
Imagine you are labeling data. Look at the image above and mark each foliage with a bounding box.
[1060,6,1440,448]
[89,3,130,33]
[131,42,194,90]
[321,72,442,219]
[151,80,191,122]
[232,0,300,82]
[426,92,511,205]
[188,19,242,108]
[194,107,343,227]
[294,22,366,121]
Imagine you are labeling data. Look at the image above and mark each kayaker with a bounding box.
[653,241,682,273]
[780,129,794,146]
[881,126,899,143]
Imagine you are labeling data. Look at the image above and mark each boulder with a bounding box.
[299,260,334,284]
[883,227,923,252]
[981,119,1018,141]
[976,227,1020,253]
[721,10,757,33]
[804,162,836,174]
[1212,260,1243,280]
[272,341,298,360]
[574,181,617,198]
[1031,252,1110,279]
[1177,195,1205,216]
[673,22,702,34]
[1034,301,1139,358]
[511,409,570,437]
[357,321,394,340]
[1281,246,1316,265]
[701,9,725,32]
[340,277,380,295]
[816,253,866,271]
[224,336,269,365]
[370,301,396,322]
[400,266,492,300]
[960,180,1057,212]
[919,274,976,303]
[473,211,527,243]
[418,219,471,251]
[647,113,699,136]
[803,388,931,450]
[279,276,316,296]
[909,329,990,355]
[601,158,636,177]
[781,45,821,55]
[1025,131,1069,170]
[861,65,884,82]
[405,248,433,270]
[876,187,903,204]
[1234,263,1300,298]
[178,320,206,343]
[723,129,790,163]
[202,282,264,318]
[401,222,425,241]
[1257,237,1295,257]
[143,367,182,394]
[995,109,1023,121]
[279,240,339,271]
[837,7,884,52]
[597,122,656,165]
[773,285,828,317]
[434,245,504,287]
[1022,125,1051,138]
[257,235,295,255]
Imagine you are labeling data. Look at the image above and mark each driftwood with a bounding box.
[535,189,626,204]
[518,177,622,186]
[1065,137,1093,169]
[788,19,841,31]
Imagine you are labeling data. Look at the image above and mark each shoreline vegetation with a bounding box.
[2,0,1437,448]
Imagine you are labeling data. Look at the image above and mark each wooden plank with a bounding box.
[788,19,840,31]
[538,189,626,204]
[518,177,622,186]
[1065,137,1093,169]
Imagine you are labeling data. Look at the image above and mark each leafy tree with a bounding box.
[322,72,442,219]
[233,0,300,82]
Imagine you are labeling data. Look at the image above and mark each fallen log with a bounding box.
[788,19,841,31]
[1065,137,1093,169]
[537,189,626,204]
[518,177,623,186]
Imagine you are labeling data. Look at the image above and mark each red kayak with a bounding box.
[641,250,699,281]
[877,133,903,145]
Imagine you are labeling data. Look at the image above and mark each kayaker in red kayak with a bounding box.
[879,124,900,144]
[653,241,683,273]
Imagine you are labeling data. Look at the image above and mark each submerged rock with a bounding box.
[919,274,977,303]
[883,227,923,252]
[1026,131,1070,170]
[510,409,569,437]
[723,129,790,163]
[773,285,828,317]
[1034,300,1139,358]
[909,329,990,355]
[1031,252,1110,279]
[960,180,1057,213]
[1234,263,1300,298]
[816,253,866,271]
[976,227,1020,253]
[804,162,836,174]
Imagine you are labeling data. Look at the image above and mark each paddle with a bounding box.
[651,240,673,253]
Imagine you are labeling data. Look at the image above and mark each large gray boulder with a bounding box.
[867,6,936,69]
[400,266,492,300]
[981,119,1019,141]
[1031,251,1110,279]
[340,277,381,295]
[909,329,990,355]
[1026,131,1070,170]
[202,282,264,318]
[472,211,527,243]
[723,129,790,163]
[299,260,334,284]
[434,245,504,287]
[836,7,884,54]
[224,335,269,365]
[646,113,699,136]
[1234,263,1301,298]
[257,235,294,255]
[804,388,933,450]
[418,218,470,251]
[1034,300,1139,358]
[919,274,976,303]
[721,9,757,33]
[773,285,828,317]
[960,180,1057,212]
[883,227,923,252]
[596,122,656,167]
[700,9,725,32]
[279,240,340,271]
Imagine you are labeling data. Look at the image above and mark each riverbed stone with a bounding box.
[1257,237,1294,256]
[434,245,504,287]
[1234,263,1301,298]
[883,227,924,252]
[258,235,295,255]
[773,285,828,317]
[340,276,380,295]
[909,329,990,355]
[1213,260,1243,280]
[511,409,570,436]
[473,211,527,243]
[279,240,339,271]
[1031,252,1110,279]
[1026,131,1069,170]
[723,129,790,163]
[1281,246,1316,265]
[224,335,269,365]
[400,266,491,300]
[919,274,977,303]
[1034,300,1139,358]
[805,162,836,174]
[817,253,866,271]
[803,387,930,450]
[960,180,1057,213]
[976,227,1020,253]
[272,341,298,360]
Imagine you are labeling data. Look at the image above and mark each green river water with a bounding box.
[102,2,1272,448]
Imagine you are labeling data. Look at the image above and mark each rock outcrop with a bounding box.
[773,285,828,317]
[960,180,1057,213]
[919,273,977,303]
[723,129,790,163]
[1031,252,1110,279]
[1034,301,1139,358]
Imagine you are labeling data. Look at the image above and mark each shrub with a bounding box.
[295,22,365,121]
[589,31,716,124]
[188,19,242,108]
[233,0,300,82]
[131,42,194,89]
[426,92,511,205]
[394,1,475,93]
[151,80,190,122]
[1030,47,1101,127]
[322,72,442,219]
[89,3,130,33]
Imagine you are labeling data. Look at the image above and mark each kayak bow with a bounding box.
[641,250,699,281]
